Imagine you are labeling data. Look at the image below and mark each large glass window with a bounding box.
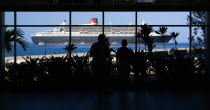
[72,12,102,25]
[104,12,136,55]
[191,26,205,57]
[5,12,14,25]
[17,12,69,25]
[104,25,136,51]
[5,12,14,64]
[136,26,189,53]
[70,25,102,54]
[4,12,70,64]
[16,27,69,58]
[4,11,203,65]
[71,12,102,55]
[5,27,14,64]
[138,12,189,25]
[105,12,135,25]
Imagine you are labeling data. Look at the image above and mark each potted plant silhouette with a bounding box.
[21,56,47,83]
[45,55,71,83]
[156,26,168,50]
[71,52,92,83]
[131,24,155,81]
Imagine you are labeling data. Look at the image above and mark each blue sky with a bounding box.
[5,11,189,43]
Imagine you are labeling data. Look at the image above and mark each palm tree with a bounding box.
[63,43,77,56]
[5,27,28,53]
[171,32,180,49]
[137,24,155,54]
[156,26,168,50]
[133,24,155,80]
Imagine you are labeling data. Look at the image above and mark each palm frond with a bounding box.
[158,26,168,35]
[170,32,180,48]
[16,38,28,51]
[5,28,28,53]
[63,43,77,53]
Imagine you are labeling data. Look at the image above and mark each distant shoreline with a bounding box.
[6,43,191,57]
[5,47,197,64]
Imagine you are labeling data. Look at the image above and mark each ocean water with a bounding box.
[5,43,190,57]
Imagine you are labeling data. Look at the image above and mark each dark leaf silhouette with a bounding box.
[5,27,28,53]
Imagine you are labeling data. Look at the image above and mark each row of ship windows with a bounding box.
[36,32,135,34]
[43,28,136,32]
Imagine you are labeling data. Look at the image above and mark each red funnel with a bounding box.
[88,18,98,25]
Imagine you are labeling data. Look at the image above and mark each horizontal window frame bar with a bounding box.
[4,11,197,12]
[1,25,210,27]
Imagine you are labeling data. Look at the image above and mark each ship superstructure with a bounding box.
[31,18,172,45]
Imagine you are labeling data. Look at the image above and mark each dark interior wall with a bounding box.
[0,0,209,11]
[0,11,5,77]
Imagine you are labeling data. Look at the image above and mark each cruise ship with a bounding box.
[31,18,172,45]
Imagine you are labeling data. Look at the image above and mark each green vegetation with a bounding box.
[156,26,168,50]
[4,48,206,89]
[5,27,28,53]
[2,32,207,90]
[137,24,155,54]
[187,11,205,57]
[171,32,180,49]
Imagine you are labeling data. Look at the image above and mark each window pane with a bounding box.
[16,27,69,60]
[190,11,206,26]
[138,12,189,25]
[17,12,69,25]
[5,11,14,25]
[72,12,102,25]
[71,26,102,53]
[191,26,205,57]
[104,26,136,52]
[105,12,135,25]
[5,27,14,64]
[136,26,189,52]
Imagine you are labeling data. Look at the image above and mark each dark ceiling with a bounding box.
[0,0,209,11]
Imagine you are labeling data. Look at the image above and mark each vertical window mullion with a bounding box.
[135,11,138,53]
[102,11,104,35]
[189,11,192,58]
[69,11,71,44]
[14,11,17,68]
[69,11,72,55]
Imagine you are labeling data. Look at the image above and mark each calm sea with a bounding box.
[5,43,190,57]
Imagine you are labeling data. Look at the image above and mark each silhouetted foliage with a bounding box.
[71,52,93,81]
[5,56,47,83]
[130,51,153,81]
[5,27,28,53]
[152,54,171,81]
[45,55,71,82]
[171,32,180,49]
[63,43,77,55]
[3,31,207,90]
[187,11,205,57]
[137,24,155,54]
[156,26,168,50]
